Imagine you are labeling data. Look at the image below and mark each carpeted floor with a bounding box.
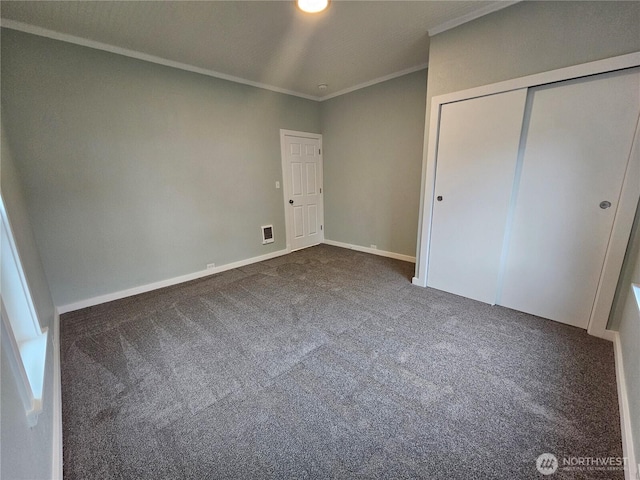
[61,245,623,479]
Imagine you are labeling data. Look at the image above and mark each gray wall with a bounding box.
[1,28,320,307]
[2,2,639,474]
[610,202,640,331]
[1,124,56,327]
[321,70,427,257]
[614,207,640,464]
[1,122,56,480]
[426,1,640,99]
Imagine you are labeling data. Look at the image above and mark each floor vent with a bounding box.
[261,225,274,244]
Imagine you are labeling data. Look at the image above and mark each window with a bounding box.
[0,195,48,426]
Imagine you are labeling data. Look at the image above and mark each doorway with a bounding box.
[279,130,325,251]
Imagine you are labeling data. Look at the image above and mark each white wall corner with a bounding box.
[612,332,638,480]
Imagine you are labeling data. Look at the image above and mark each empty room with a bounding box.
[1,1,640,479]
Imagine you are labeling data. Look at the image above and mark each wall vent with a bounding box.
[261,225,274,244]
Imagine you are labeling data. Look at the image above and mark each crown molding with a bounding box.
[428,1,521,36]
[5,3,514,104]
[318,63,428,102]
[0,19,321,101]
[1,19,429,102]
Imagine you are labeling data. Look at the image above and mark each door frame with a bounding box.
[413,51,640,340]
[279,129,325,252]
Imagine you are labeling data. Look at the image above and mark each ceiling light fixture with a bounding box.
[296,0,329,14]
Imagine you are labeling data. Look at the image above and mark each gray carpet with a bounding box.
[61,244,623,479]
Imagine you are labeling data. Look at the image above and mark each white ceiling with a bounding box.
[0,1,516,100]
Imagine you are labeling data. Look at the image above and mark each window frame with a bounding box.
[0,194,48,426]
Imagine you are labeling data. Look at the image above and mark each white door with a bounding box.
[281,132,324,251]
[499,68,640,328]
[427,89,528,303]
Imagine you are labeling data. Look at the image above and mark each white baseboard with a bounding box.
[323,239,416,263]
[57,249,290,314]
[598,328,617,342]
[412,276,427,287]
[613,332,638,480]
[51,310,62,480]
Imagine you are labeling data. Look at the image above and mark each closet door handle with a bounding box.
[437,196,443,202]
[599,201,611,209]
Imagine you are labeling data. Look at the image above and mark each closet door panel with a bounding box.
[499,68,640,328]
[427,89,527,304]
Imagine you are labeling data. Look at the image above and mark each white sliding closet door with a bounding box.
[427,89,527,304]
[499,68,640,328]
